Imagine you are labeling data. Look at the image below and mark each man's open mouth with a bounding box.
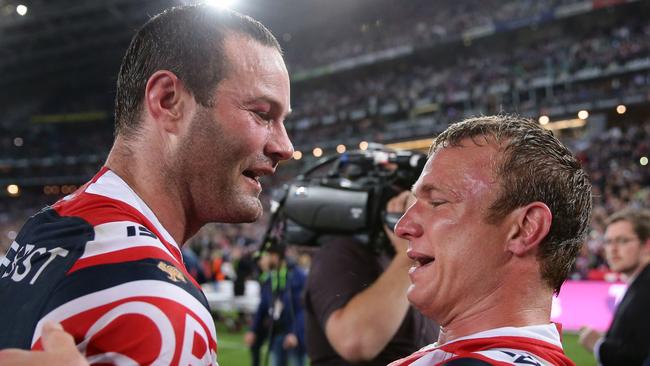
[243,170,260,182]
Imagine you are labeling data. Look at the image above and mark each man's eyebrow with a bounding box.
[413,183,444,194]
[413,182,460,200]
[248,96,292,119]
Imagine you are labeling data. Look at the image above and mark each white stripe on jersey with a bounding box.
[474,348,553,365]
[408,349,456,366]
[81,221,177,260]
[0,241,19,269]
[85,170,181,260]
[447,324,563,349]
[31,279,217,347]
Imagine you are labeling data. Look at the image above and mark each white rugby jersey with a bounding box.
[388,324,575,366]
[0,167,218,365]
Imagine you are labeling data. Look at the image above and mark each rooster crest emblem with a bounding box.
[157,262,187,283]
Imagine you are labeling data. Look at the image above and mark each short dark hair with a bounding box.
[114,4,281,136]
[431,115,593,293]
[606,208,650,243]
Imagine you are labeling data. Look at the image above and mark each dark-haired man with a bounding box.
[579,208,650,365]
[391,115,592,365]
[0,4,292,365]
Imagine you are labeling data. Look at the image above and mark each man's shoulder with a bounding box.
[0,193,197,346]
[29,257,218,363]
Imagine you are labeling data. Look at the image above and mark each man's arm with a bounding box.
[325,191,414,362]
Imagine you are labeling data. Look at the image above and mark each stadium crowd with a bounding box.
[2,15,647,165]
[281,0,591,72]
[287,19,650,149]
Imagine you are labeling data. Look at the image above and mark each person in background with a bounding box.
[245,241,307,366]
[579,207,650,365]
[181,245,209,284]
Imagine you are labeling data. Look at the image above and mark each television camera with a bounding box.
[262,144,427,255]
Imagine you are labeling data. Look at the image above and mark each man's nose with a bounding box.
[394,206,423,240]
[266,123,294,162]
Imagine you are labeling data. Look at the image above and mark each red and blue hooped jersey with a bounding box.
[0,167,218,365]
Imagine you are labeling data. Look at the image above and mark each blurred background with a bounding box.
[1,0,649,365]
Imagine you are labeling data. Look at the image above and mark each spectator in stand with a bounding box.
[579,208,650,366]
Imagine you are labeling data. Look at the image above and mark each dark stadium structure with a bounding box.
[1,0,649,285]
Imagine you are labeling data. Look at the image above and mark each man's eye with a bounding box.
[255,111,273,123]
[430,201,446,207]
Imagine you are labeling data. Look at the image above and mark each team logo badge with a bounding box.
[157,262,187,283]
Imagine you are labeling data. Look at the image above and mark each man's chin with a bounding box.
[407,286,441,319]
[234,199,264,223]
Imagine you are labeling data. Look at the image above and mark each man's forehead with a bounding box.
[219,34,290,112]
[414,142,500,194]
[606,220,635,236]
[223,33,286,74]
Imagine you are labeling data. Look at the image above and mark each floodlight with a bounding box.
[7,184,20,196]
[16,4,27,16]
[359,141,369,151]
[205,0,237,9]
[538,115,550,125]
[577,110,589,120]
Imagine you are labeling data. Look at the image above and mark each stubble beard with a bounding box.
[179,108,263,225]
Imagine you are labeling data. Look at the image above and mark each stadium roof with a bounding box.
[0,0,376,98]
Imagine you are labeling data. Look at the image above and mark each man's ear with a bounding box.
[506,202,552,256]
[144,70,192,134]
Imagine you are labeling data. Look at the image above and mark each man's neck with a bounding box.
[436,278,552,345]
[625,258,650,284]
[105,139,193,245]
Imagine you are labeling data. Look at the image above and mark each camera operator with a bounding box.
[304,190,439,365]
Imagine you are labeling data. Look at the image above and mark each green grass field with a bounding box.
[215,324,250,366]
[563,333,597,366]
[216,322,597,366]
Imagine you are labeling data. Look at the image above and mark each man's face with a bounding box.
[604,220,645,276]
[177,34,293,224]
[395,140,512,324]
